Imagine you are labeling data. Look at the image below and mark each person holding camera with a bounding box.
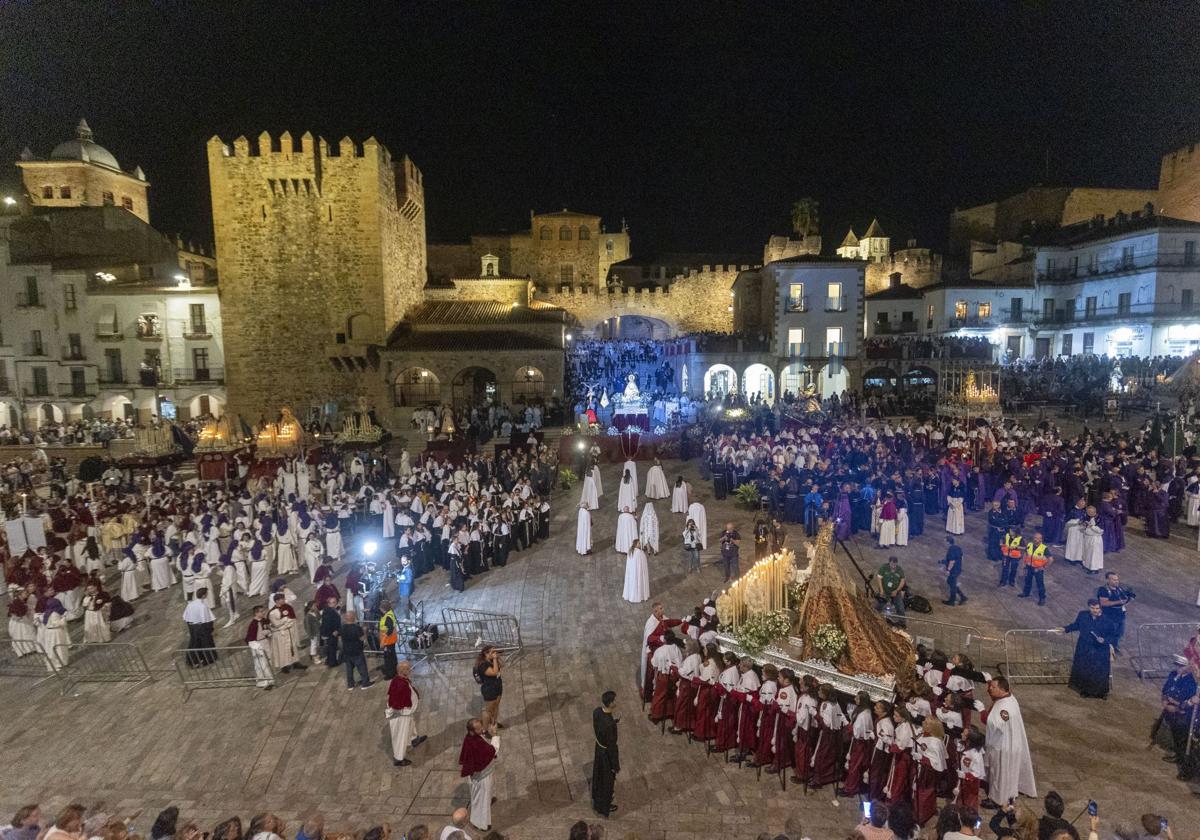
[682,519,701,574]
[1097,571,1133,655]
[718,522,740,583]
[474,646,504,730]
[875,556,906,619]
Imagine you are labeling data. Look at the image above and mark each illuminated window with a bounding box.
[59,186,72,199]
[978,302,991,318]
[102,191,114,205]
[787,328,804,344]
[954,300,968,319]
[121,196,133,211]
[927,304,934,319]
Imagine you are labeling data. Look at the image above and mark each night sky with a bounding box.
[2,1,1199,258]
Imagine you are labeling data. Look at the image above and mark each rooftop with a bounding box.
[403,299,574,326]
[386,329,563,353]
[866,282,923,300]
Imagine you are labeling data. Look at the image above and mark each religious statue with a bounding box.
[623,373,641,402]
[1110,361,1124,393]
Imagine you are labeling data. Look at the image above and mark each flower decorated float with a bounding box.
[715,520,914,700]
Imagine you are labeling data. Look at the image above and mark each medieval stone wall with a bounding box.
[19,163,151,224]
[1159,143,1200,223]
[864,248,943,294]
[206,131,425,421]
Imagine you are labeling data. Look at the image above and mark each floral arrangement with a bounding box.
[733,482,760,509]
[809,624,848,660]
[653,424,667,435]
[606,425,621,436]
[734,609,792,656]
[558,468,578,489]
[786,579,808,608]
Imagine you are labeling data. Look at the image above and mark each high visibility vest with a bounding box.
[378,610,398,646]
[1003,534,1023,558]
[1024,542,1048,568]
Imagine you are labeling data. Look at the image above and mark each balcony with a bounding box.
[872,319,918,335]
[59,382,97,399]
[95,329,124,341]
[98,371,127,386]
[62,347,86,361]
[16,292,43,308]
[786,342,810,358]
[173,366,225,384]
[135,328,163,341]
[785,295,809,313]
[824,297,847,312]
[23,386,52,398]
[184,324,211,339]
[826,341,846,358]
[1033,300,1198,326]
[1037,249,1200,283]
[21,342,47,357]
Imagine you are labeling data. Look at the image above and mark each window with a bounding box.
[1085,296,1097,318]
[67,333,82,358]
[876,311,889,323]
[121,196,133,211]
[1043,298,1056,319]
[41,186,52,199]
[954,300,968,319]
[193,348,210,378]
[1120,245,1134,267]
[70,368,86,396]
[978,302,991,318]
[1046,257,1057,275]
[137,313,161,338]
[559,264,574,283]
[901,310,914,322]
[927,303,934,319]
[189,303,207,334]
[539,226,552,240]
[787,328,804,356]
[1117,292,1132,315]
[1186,241,1197,266]
[102,191,114,206]
[606,240,614,253]
[1083,332,1095,354]
[559,225,572,241]
[1064,299,1076,322]
[578,226,591,240]
[30,330,43,355]
[32,367,48,396]
[1061,334,1073,356]
[825,327,843,356]
[787,283,805,311]
[24,275,39,307]
[1070,256,1079,277]
[1088,252,1099,273]
[59,186,71,199]
[1183,289,1194,312]
[826,282,843,310]
[104,349,123,382]
[1010,298,1023,321]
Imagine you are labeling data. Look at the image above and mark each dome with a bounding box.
[50,119,121,171]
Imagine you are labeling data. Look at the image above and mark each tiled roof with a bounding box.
[405,300,571,325]
[840,228,859,247]
[387,330,563,352]
[866,283,923,300]
[863,218,886,238]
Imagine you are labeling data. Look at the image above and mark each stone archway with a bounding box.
[817,363,848,397]
[599,314,673,340]
[394,367,441,406]
[863,366,899,389]
[781,362,815,398]
[451,366,498,407]
[512,365,546,404]
[742,363,775,403]
[704,364,737,398]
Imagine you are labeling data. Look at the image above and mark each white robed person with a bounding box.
[244,606,276,690]
[1080,509,1105,573]
[622,458,639,493]
[1064,512,1085,564]
[7,598,38,657]
[982,679,1036,807]
[639,502,660,554]
[645,458,670,499]
[615,507,638,553]
[671,477,690,513]
[591,463,604,498]
[575,503,593,556]
[622,538,650,603]
[686,500,708,548]
[387,660,426,766]
[459,718,499,832]
[579,472,599,511]
[945,489,965,535]
[616,468,638,512]
[266,593,307,673]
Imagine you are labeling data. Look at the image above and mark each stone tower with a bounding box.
[207,131,426,421]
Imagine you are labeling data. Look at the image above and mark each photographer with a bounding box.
[718,522,740,583]
[874,556,906,620]
[682,519,701,574]
[474,646,504,730]
[1097,571,1133,655]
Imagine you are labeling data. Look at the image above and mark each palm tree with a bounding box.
[791,198,820,237]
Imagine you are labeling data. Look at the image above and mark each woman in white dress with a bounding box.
[148,538,175,591]
[1080,508,1105,574]
[671,476,690,514]
[645,458,669,499]
[639,502,660,554]
[617,469,638,512]
[615,508,639,553]
[895,499,909,547]
[82,583,112,644]
[579,474,599,511]
[686,501,708,548]
[118,550,141,602]
[575,503,593,555]
[622,538,650,603]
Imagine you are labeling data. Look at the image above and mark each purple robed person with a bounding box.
[1145,487,1170,539]
[992,485,1017,507]
[1110,498,1126,550]
[1041,491,1066,545]
[1098,499,1120,553]
[938,463,953,511]
[833,491,852,541]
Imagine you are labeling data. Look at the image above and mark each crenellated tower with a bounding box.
[207,131,426,421]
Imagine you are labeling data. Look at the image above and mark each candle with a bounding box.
[20,493,27,515]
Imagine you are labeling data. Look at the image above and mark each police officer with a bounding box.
[1160,654,1199,780]
[1018,530,1052,606]
[999,525,1022,588]
[1097,571,1134,655]
[378,598,399,680]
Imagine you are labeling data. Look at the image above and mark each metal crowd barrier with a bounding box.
[57,642,154,692]
[901,617,986,666]
[440,607,522,653]
[999,628,1075,684]
[1132,622,1196,680]
[172,645,275,698]
[0,636,63,688]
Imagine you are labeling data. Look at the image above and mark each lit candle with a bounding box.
[20,493,27,515]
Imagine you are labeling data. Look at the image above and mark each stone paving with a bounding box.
[3,458,1200,838]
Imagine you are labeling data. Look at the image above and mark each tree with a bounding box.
[791,198,820,237]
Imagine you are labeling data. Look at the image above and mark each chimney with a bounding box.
[889,272,901,289]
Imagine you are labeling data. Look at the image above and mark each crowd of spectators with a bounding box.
[566,339,676,405]
[865,337,994,362]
